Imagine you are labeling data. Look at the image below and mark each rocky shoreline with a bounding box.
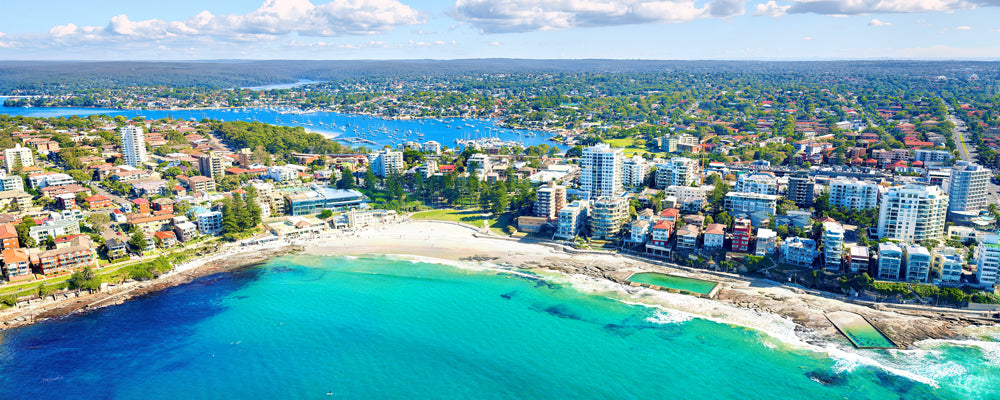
[0,244,299,331]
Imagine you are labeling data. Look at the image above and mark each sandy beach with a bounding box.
[1,219,990,349]
[294,220,987,348]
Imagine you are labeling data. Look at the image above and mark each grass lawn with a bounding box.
[410,209,516,235]
[604,138,635,148]
[411,209,490,226]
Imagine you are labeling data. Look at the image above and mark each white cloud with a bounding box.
[783,0,981,15]
[4,0,425,49]
[802,36,812,40]
[489,41,501,46]
[956,25,971,30]
[448,0,748,33]
[753,1,790,16]
[868,19,892,26]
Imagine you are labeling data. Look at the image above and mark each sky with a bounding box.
[0,0,998,60]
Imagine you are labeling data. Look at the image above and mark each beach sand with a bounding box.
[0,219,984,348]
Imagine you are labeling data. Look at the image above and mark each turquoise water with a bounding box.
[0,255,997,399]
[627,272,718,295]
[829,312,898,349]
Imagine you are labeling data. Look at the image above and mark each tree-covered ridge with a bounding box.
[210,121,363,157]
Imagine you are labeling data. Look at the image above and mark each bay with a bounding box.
[0,255,996,399]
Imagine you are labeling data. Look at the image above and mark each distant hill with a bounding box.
[0,59,996,94]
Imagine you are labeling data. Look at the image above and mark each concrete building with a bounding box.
[847,245,870,274]
[675,224,699,252]
[534,182,566,220]
[629,220,651,244]
[580,144,623,199]
[948,161,990,215]
[4,144,34,173]
[703,223,725,251]
[589,197,628,240]
[369,149,404,178]
[28,235,96,275]
[731,218,752,253]
[0,172,24,192]
[466,153,492,176]
[422,141,441,155]
[284,185,367,216]
[2,248,31,282]
[267,165,299,182]
[822,221,845,271]
[755,228,776,256]
[877,242,903,281]
[734,172,777,195]
[196,211,223,235]
[829,178,882,210]
[976,234,1000,289]
[933,247,963,284]
[655,157,698,189]
[199,151,226,178]
[173,216,198,242]
[554,200,589,240]
[120,125,148,167]
[622,155,649,188]
[877,184,948,243]
[904,245,932,283]
[786,170,814,208]
[913,149,952,166]
[781,237,818,267]
[29,218,80,242]
[725,192,778,215]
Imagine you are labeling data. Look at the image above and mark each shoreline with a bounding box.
[0,220,991,350]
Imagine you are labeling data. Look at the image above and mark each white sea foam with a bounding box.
[644,309,694,325]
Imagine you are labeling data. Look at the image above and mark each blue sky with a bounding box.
[0,0,998,60]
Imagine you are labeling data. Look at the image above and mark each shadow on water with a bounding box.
[500,290,517,300]
[603,313,683,340]
[0,268,266,400]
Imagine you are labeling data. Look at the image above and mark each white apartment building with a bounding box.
[421,141,441,155]
[913,149,952,166]
[781,237,817,267]
[822,221,845,271]
[734,172,778,195]
[977,234,1000,289]
[622,155,649,188]
[554,200,589,240]
[3,144,34,173]
[877,242,903,281]
[933,247,963,284]
[904,244,932,283]
[580,144,623,199]
[655,157,699,189]
[589,197,628,240]
[829,178,882,210]
[948,161,989,214]
[467,153,492,176]
[0,172,24,192]
[534,182,567,220]
[120,125,148,167]
[369,149,404,178]
[876,184,949,243]
[724,192,778,215]
[755,228,777,256]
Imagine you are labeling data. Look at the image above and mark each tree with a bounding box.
[364,169,377,191]
[318,209,333,219]
[336,170,355,189]
[16,218,36,248]
[68,267,101,291]
[129,231,147,252]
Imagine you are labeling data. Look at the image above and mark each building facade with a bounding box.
[580,144,623,199]
[724,192,778,215]
[904,245,932,283]
[948,161,989,214]
[734,172,777,195]
[829,178,881,210]
[120,125,148,167]
[822,221,845,271]
[786,171,814,207]
[977,234,1000,289]
[877,242,903,281]
[877,184,948,243]
[534,182,566,220]
[589,197,628,240]
[554,200,589,240]
[3,144,34,173]
[655,157,699,189]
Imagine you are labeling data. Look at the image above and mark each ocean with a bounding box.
[0,255,996,399]
[0,99,554,150]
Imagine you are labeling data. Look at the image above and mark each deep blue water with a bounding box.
[0,98,553,150]
[0,255,996,399]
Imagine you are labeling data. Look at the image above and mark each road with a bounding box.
[946,109,975,162]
